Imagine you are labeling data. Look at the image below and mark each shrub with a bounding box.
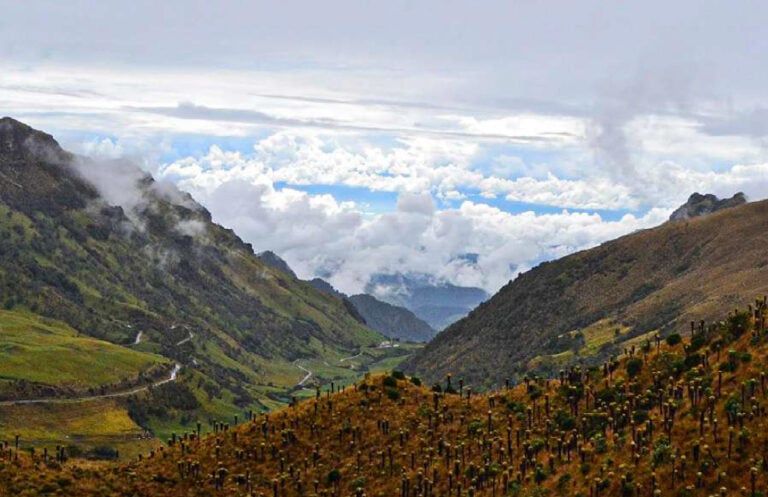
[349,477,366,490]
[666,333,682,346]
[385,387,400,401]
[507,481,522,496]
[592,434,608,454]
[726,310,751,337]
[382,376,398,388]
[689,333,707,351]
[554,409,577,431]
[652,438,671,467]
[326,469,341,485]
[468,420,484,436]
[557,473,572,492]
[625,357,643,378]
[724,395,741,416]
[391,370,406,380]
[528,384,543,400]
[632,409,649,424]
[683,353,701,370]
[88,446,119,460]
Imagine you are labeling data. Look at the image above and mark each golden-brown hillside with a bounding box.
[405,198,768,388]
[2,299,768,497]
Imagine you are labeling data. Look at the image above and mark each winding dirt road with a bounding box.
[0,364,181,406]
[339,351,363,362]
[294,361,313,387]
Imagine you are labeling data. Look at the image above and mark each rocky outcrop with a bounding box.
[669,192,747,221]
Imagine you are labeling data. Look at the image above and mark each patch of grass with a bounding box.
[527,350,575,370]
[0,398,142,441]
[566,319,631,356]
[0,398,155,461]
[0,309,167,388]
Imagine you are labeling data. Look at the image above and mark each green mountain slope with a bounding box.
[0,309,168,398]
[348,293,435,342]
[256,252,436,342]
[404,197,768,388]
[0,117,385,418]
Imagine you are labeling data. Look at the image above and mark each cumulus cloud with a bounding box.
[161,131,642,211]
[192,180,670,295]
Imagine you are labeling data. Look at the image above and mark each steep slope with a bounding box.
[405,197,768,388]
[0,117,382,411]
[348,293,435,342]
[4,299,767,497]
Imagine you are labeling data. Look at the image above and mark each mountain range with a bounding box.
[4,116,768,479]
[256,252,436,342]
[257,252,491,337]
[365,272,489,330]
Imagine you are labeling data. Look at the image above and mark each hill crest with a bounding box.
[405,196,768,387]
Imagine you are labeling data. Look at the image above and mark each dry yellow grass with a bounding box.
[409,198,768,387]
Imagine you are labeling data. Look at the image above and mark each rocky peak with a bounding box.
[669,192,747,221]
[0,117,68,162]
[256,250,298,278]
[307,278,346,299]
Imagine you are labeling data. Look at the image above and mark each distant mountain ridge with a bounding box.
[366,273,489,330]
[255,252,436,342]
[404,194,768,388]
[346,294,435,343]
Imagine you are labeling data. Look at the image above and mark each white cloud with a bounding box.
[445,114,586,146]
[159,140,672,295]
[162,131,645,211]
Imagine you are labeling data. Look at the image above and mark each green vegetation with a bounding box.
[0,309,167,391]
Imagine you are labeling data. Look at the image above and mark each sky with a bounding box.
[3,0,768,295]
